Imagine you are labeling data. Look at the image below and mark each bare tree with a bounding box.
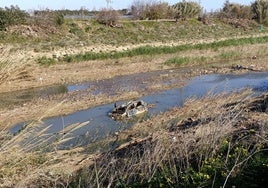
[131,0,147,20]
[252,0,268,24]
[106,0,113,8]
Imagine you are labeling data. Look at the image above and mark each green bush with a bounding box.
[55,13,65,26]
[68,22,85,38]
[172,0,202,20]
[0,5,29,30]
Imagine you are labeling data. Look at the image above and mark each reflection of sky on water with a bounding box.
[67,83,90,92]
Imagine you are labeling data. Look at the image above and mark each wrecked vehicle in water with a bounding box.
[109,100,148,120]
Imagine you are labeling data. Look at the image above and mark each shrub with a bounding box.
[130,0,170,20]
[32,9,65,28]
[55,13,65,26]
[251,0,268,24]
[220,1,253,19]
[144,2,169,20]
[96,8,120,26]
[172,0,202,20]
[130,0,147,20]
[68,22,83,35]
[0,5,29,30]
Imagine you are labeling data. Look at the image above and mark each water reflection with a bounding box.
[0,85,68,107]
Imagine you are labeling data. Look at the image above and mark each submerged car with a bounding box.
[109,100,148,120]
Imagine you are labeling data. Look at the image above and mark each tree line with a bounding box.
[1,0,268,30]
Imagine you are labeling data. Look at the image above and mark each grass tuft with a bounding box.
[37,56,57,66]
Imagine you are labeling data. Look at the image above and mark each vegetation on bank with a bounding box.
[1,92,265,187]
[1,0,268,30]
[1,0,268,45]
[0,1,268,187]
[2,1,268,67]
[35,35,268,66]
[68,92,267,188]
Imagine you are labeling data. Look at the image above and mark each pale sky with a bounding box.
[0,0,252,12]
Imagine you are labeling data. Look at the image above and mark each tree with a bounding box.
[131,0,147,20]
[251,0,268,24]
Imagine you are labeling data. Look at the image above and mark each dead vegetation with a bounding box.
[70,91,268,187]
[6,24,58,37]
[0,90,267,187]
[0,7,268,186]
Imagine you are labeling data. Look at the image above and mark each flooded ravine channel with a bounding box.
[8,71,268,150]
[0,69,185,108]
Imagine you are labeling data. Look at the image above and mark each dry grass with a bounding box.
[0,47,27,85]
[0,100,90,187]
[75,91,268,187]
[1,18,268,187]
[0,91,267,187]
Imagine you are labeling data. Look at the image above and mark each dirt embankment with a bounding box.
[1,37,268,93]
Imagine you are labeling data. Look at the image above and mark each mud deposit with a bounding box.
[9,72,268,150]
[0,69,186,108]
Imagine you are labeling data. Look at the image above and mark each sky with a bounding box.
[0,0,253,12]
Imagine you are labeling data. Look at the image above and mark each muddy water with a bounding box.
[0,85,68,107]
[0,69,184,108]
[9,72,268,150]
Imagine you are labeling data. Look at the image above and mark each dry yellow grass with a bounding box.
[0,90,267,187]
[75,91,267,187]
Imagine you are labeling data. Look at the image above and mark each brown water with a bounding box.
[0,68,185,108]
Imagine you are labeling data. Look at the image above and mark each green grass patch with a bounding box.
[37,56,57,66]
[217,51,241,60]
[165,57,190,66]
[59,35,268,64]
